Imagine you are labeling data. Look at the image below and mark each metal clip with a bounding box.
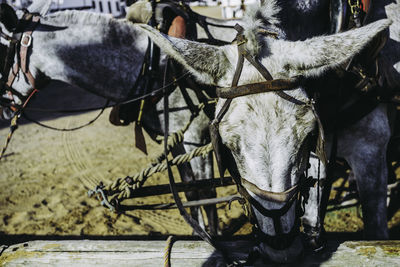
[20,33,32,47]
[88,186,116,212]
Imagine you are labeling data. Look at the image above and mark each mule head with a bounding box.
[142,15,389,262]
[143,9,391,263]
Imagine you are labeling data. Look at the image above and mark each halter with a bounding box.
[210,24,325,250]
[0,11,40,117]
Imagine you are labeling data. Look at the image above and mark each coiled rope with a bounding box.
[105,143,213,203]
[150,101,213,166]
[89,100,216,206]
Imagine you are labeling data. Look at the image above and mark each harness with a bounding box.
[0,11,42,160]
[317,0,389,227]
[110,0,234,153]
[0,11,40,115]
[209,24,324,251]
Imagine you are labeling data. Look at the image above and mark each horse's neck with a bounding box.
[278,0,331,40]
[31,12,150,101]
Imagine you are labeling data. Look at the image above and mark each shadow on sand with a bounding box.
[0,80,110,130]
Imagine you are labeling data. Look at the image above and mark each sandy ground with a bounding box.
[0,81,243,241]
[0,81,399,244]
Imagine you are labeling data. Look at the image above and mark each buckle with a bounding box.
[20,33,32,47]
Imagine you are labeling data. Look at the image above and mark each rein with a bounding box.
[21,100,110,132]
[161,56,237,265]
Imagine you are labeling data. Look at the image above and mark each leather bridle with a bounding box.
[0,11,40,118]
[210,24,325,250]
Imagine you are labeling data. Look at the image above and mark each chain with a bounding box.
[348,0,363,27]
[348,0,361,14]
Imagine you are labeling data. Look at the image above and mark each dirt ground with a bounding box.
[0,81,399,244]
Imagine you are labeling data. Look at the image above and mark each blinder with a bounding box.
[0,3,18,32]
[209,24,327,250]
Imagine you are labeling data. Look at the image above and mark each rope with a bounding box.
[150,102,209,166]
[151,130,186,165]
[105,143,213,202]
[89,97,216,208]
[23,71,191,114]
[164,236,176,267]
[21,100,109,132]
[0,114,18,161]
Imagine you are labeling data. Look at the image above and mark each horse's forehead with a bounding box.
[220,93,313,147]
[225,93,309,124]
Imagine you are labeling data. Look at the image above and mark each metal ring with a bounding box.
[20,33,32,47]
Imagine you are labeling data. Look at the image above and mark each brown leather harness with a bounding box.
[0,12,40,116]
[209,24,325,250]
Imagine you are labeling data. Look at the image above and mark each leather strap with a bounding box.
[210,24,319,243]
[6,62,19,88]
[209,34,246,178]
[162,57,233,264]
[217,77,303,99]
[4,14,40,112]
[241,177,299,203]
[20,15,40,87]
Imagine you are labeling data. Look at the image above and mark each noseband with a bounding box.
[0,11,40,116]
[210,24,324,250]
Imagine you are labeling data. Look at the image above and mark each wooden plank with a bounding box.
[317,241,400,267]
[1,240,400,266]
[0,240,249,267]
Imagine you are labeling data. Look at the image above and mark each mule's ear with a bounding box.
[280,19,391,77]
[27,0,52,16]
[0,3,18,32]
[138,24,231,85]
